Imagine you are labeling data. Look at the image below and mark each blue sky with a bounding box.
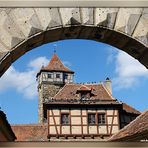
[0,39,148,124]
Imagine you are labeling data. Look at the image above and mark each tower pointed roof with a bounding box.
[37,53,74,77]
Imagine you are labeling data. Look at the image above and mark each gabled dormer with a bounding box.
[76,85,94,100]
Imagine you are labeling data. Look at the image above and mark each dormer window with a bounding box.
[76,85,92,100]
[80,92,90,99]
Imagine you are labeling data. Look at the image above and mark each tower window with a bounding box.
[88,113,96,124]
[98,113,106,125]
[61,113,69,125]
[56,74,60,78]
[48,74,52,78]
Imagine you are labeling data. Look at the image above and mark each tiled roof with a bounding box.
[109,110,148,141]
[37,53,74,76]
[53,83,115,101]
[44,83,119,105]
[11,124,48,141]
[77,85,91,91]
[122,103,141,115]
[44,83,141,114]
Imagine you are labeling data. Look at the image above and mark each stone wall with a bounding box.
[38,83,63,123]
[0,8,148,77]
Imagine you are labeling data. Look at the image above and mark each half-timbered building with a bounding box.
[36,53,141,141]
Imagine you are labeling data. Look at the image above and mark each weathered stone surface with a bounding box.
[81,8,94,25]
[115,8,143,35]
[59,8,81,26]
[34,8,62,30]
[0,8,147,77]
[95,8,118,28]
[0,42,9,53]
[0,10,14,49]
[43,27,64,44]
[9,8,43,37]
[132,8,148,46]
[38,83,63,123]
[61,26,81,39]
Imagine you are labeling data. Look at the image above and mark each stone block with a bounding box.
[115,8,142,35]
[9,8,43,37]
[95,8,119,29]
[59,8,81,26]
[132,8,148,46]
[81,8,94,25]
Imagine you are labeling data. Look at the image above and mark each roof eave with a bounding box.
[36,69,74,77]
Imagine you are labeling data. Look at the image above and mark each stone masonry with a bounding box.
[0,8,148,77]
[38,83,63,123]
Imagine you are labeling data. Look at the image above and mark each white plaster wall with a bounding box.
[71,117,81,125]
[89,126,98,134]
[99,126,107,134]
[72,126,81,134]
[62,126,70,134]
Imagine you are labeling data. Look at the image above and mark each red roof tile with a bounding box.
[53,83,115,100]
[11,124,48,141]
[37,54,74,76]
[109,111,148,141]
[122,103,141,115]
[77,85,91,91]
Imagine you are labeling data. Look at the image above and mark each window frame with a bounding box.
[88,113,96,125]
[56,73,60,79]
[47,73,52,79]
[60,113,70,125]
[97,113,106,125]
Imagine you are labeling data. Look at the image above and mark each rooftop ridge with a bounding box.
[66,82,103,85]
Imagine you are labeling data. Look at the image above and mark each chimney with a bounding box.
[104,77,112,95]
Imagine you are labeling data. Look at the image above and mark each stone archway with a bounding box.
[0,8,148,77]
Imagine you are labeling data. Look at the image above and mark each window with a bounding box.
[88,113,96,124]
[98,114,106,125]
[61,113,69,125]
[81,92,87,98]
[65,74,68,79]
[48,73,52,78]
[56,74,60,78]
[80,92,90,99]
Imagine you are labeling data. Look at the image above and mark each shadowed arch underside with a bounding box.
[0,8,148,76]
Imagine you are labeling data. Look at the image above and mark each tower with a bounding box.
[36,53,74,123]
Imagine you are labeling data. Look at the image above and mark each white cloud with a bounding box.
[28,56,49,71]
[0,56,72,99]
[63,61,72,67]
[113,50,148,90]
[106,46,118,65]
[0,56,49,99]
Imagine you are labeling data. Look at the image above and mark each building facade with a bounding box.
[36,53,141,141]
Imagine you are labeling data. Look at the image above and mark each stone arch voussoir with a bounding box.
[0,8,148,77]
